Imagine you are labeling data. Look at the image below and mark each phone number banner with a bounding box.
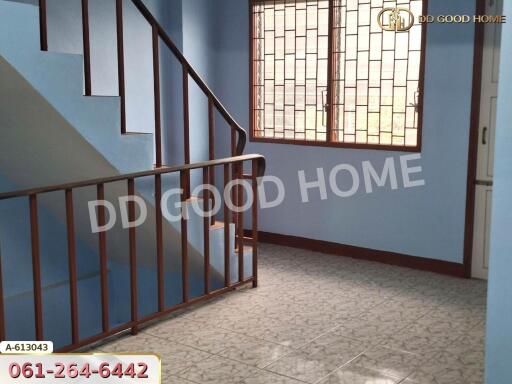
[0,354,161,383]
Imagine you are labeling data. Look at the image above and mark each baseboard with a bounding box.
[249,230,467,278]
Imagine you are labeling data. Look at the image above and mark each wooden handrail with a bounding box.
[0,155,266,200]
[127,0,247,156]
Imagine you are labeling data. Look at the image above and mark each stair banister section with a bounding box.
[37,0,248,168]
[0,154,265,351]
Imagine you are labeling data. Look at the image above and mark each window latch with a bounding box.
[322,90,329,127]
[408,89,420,112]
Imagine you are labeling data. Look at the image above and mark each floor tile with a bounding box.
[331,314,409,345]
[239,370,305,384]
[317,366,400,384]
[406,367,470,384]
[178,356,260,384]
[266,332,367,383]
[382,322,463,357]
[145,318,244,354]
[408,349,484,384]
[168,376,198,384]
[349,346,422,380]
[217,335,293,368]
[99,333,212,376]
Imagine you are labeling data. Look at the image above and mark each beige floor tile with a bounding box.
[167,376,198,384]
[178,356,260,384]
[266,333,367,383]
[239,370,305,384]
[318,366,400,384]
[217,336,293,368]
[100,333,212,376]
[349,346,422,380]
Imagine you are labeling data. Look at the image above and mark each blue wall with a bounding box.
[183,0,215,165]
[34,0,215,169]
[167,0,216,189]
[41,0,182,164]
[484,1,512,381]
[210,0,476,264]
[5,0,479,263]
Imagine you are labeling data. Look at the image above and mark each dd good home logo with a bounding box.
[377,7,415,32]
[377,7,506,31]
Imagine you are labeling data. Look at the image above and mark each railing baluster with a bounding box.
[81,0,92,96]
[231,126,236,157]
[183,63,191,198]
[208,98,216,225]
[208,98,215,161]
[237,164,244,283]
[180,171,189,303]
[38,0,48,51]
[155,175,164,312]
[203,167,210,295]
[230,127,238,241]
[152,23,162,168]
[65,189,79,344]
[96,184,109,332]
[127,179,138,335]
[29,195,43,341]
[251,159,259,288]
[223,164,231,287]
[116,0,127,134]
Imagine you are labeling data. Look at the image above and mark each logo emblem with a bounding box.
[377,7,415,32]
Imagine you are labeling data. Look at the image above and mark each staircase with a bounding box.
[0,0,264,351]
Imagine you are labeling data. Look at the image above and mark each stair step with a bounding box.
[235,245,255,253]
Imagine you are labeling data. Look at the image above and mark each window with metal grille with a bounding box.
[250,0,426,151]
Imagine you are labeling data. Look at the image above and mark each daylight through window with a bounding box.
[251,0,426,150]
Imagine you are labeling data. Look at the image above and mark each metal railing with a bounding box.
[0,154,265,351]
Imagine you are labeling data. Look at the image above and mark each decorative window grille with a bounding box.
[251,0,426,150]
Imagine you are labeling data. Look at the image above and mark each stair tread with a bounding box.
[211,220,226,230]
[235,245,255,253]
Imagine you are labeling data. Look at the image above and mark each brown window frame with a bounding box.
[249,0,428,152]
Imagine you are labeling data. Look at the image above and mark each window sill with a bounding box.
[249,136,422,153]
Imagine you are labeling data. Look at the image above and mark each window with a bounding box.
[250,0,426,150]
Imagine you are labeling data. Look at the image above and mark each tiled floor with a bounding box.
[95,244,487,384]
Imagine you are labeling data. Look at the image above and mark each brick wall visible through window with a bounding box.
[250,0,426,151]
